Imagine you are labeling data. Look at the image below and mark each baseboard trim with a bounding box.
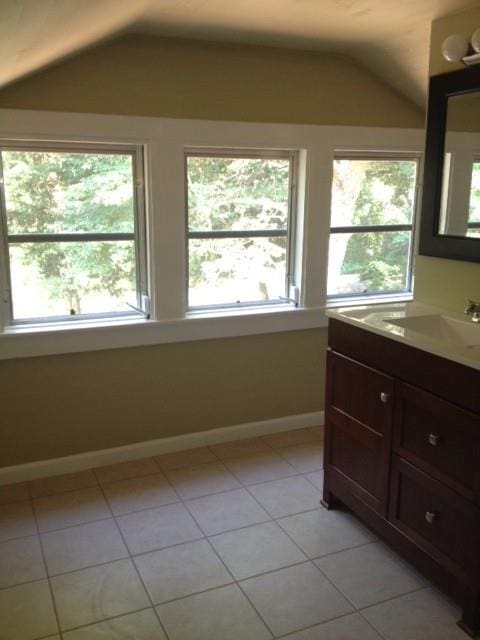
[0,411,324,486]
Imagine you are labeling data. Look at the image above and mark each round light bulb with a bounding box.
[471,27,480,53]
[441,34,469,62]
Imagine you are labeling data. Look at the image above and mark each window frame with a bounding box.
[467,158,480,235]
[327,151,422,303]
[0,108,425,361]
[184,148,299,311]
[0,141,149,325]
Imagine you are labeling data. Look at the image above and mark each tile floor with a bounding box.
[0,425,467,640]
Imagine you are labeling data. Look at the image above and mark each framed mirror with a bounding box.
[419,66,480,262]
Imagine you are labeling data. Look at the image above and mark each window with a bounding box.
[327,156,419,300]
[0,145,147,323]
[468,160,480,238]
[186,151,297,309]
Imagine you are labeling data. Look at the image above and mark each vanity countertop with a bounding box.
[326,301,480,371]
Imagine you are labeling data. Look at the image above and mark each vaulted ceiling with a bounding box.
[1,0,478,106]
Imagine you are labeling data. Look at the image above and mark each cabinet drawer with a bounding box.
[393,383,480,503]
[389,456,478,578]
[327,351,393,435]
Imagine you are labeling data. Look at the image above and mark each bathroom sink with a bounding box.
[384,314,480,348]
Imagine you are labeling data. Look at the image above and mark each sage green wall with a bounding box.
[414,7,480,312]
[0,34,422,467]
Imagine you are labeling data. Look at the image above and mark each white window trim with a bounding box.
[0,108,425,360]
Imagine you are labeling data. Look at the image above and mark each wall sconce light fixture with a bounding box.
[442,28,480,66]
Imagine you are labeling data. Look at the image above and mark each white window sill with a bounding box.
[326,292,414,309]
[0,305,328,361]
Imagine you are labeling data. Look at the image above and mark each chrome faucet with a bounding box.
[464,299,480,323]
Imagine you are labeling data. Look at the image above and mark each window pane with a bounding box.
[327,231,412,297]
[3,150,135,234]
[331,159,417,227]
[468,161,480,224]
[9,241,137,320]
[188,237,286,307]
[187,156,290,231]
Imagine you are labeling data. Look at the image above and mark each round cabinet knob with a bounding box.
[380,392,390,403]
[428,433,441,446]
[425,511,437,525]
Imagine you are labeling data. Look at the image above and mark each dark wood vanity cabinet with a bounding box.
[323,319,480,636]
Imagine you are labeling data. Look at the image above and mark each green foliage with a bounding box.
[3,151,136,315]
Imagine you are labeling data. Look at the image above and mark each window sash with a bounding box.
[327,154,420,301]
[185,150,297,310]
[0,144,148,325]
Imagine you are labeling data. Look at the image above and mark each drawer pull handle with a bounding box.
[428,433,441,446]
[425,511,437,524]
[380,392,390,403]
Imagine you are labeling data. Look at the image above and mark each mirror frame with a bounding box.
[419,66,480,263]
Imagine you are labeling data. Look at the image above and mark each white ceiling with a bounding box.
[0,0,478,106]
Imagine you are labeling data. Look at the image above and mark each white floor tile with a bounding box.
[209,521,306,579]
[0,501,37,542]
[94,457,160,484]
[362,588,466,640]
[42,518,128,575]
[62,609,167,639]
[34,487,110,532]
[249,475,321,518]
[241,562,353,636]
[316,542,425,608]
[278,508,375,558]
[0,535,45,588]
[165,462,241,500]
[135,539,232,603]
[157,584,271,640]
[283,612,383,639]
[117,502,203,554]
[185,488,269,535]
[223,451,298,485]
[51,558,150,630]
[103,473,178,515]
[0,579,58,640]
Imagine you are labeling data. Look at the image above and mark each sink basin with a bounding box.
[384,314,480,348]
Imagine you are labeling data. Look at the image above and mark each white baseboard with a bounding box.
[0,411,324,486]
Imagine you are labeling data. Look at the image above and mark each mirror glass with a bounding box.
[438,92,480,238]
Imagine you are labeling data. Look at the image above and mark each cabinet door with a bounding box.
[325,350,394,515]
[393,382,480,505]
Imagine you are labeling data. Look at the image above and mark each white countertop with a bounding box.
[326,301,480,371]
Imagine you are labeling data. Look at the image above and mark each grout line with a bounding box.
[272,609,369,639]
[356,585,430,614]
[30,494,63,639]
[36,515,114,537]
[1,435,450,639]
[91,456,161,484]
[107,497,181,518]
[1,475,321,545]
[186,500,278,639]
[242,466,323,491]
[152,578,237,609]
[301,469,324,491]
[95,479,173,640]
[356,609,389,640]
[29,481,100,502]
[55,605,154,636]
